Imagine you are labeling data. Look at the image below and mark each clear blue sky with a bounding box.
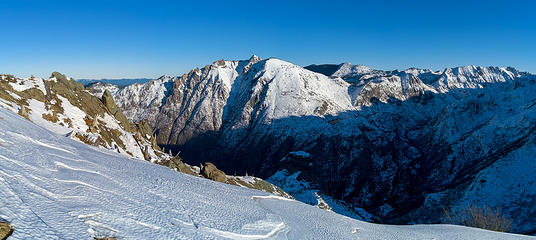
[1,0,535,79]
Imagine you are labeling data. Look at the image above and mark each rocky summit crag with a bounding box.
[99,56,536,234]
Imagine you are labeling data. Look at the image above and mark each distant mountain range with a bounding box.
[77,78,153,88]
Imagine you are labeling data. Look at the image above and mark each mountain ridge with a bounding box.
[100,56,536,233]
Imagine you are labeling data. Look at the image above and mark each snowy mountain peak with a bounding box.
[332,62,373,78]
[156,74,173,80]
[249,54,262,63]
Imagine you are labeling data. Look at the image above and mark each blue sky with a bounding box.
[1,0,535,79]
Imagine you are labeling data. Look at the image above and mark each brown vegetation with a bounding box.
[442,205,512,232]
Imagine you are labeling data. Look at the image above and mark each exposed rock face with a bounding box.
[154,56,266,146]
[156,153,196,176]
[226,176,293,199]
[0,220,13,240]
[201,162,227,183]
[112,57,536,233]
[101,90,134,132]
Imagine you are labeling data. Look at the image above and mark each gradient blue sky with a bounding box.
[1,0,535,79]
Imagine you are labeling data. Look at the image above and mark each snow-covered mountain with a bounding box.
[110,56,536,234]
[113,75,175,127]
[85,81,120,98]
[0,107,531,239]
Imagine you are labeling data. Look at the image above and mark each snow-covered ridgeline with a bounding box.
[114,57,525,131]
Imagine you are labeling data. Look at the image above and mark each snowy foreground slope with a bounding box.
[0,110,531,239]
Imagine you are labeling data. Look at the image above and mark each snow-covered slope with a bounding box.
[0,108,532,239]
[111,56,536,233]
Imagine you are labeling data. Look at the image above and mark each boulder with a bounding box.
[201,162,227,183]
[0,220,13,240]
[142,145,151,161]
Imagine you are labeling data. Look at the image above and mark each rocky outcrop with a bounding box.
[201,162,227,183]
[101,90,134,132]
[157,154,197,176]
[227,176,293,199]
[0,220,13,240]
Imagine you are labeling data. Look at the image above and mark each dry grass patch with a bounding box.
[442,205,512,232]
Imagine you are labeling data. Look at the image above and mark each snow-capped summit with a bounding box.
[308,62,526,106]
[115,57,355,146]
[248,54,262,63]
[332,62,373,79]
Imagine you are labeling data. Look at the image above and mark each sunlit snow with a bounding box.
[0,108,532,239]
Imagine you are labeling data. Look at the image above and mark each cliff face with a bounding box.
[111,57,536,233]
